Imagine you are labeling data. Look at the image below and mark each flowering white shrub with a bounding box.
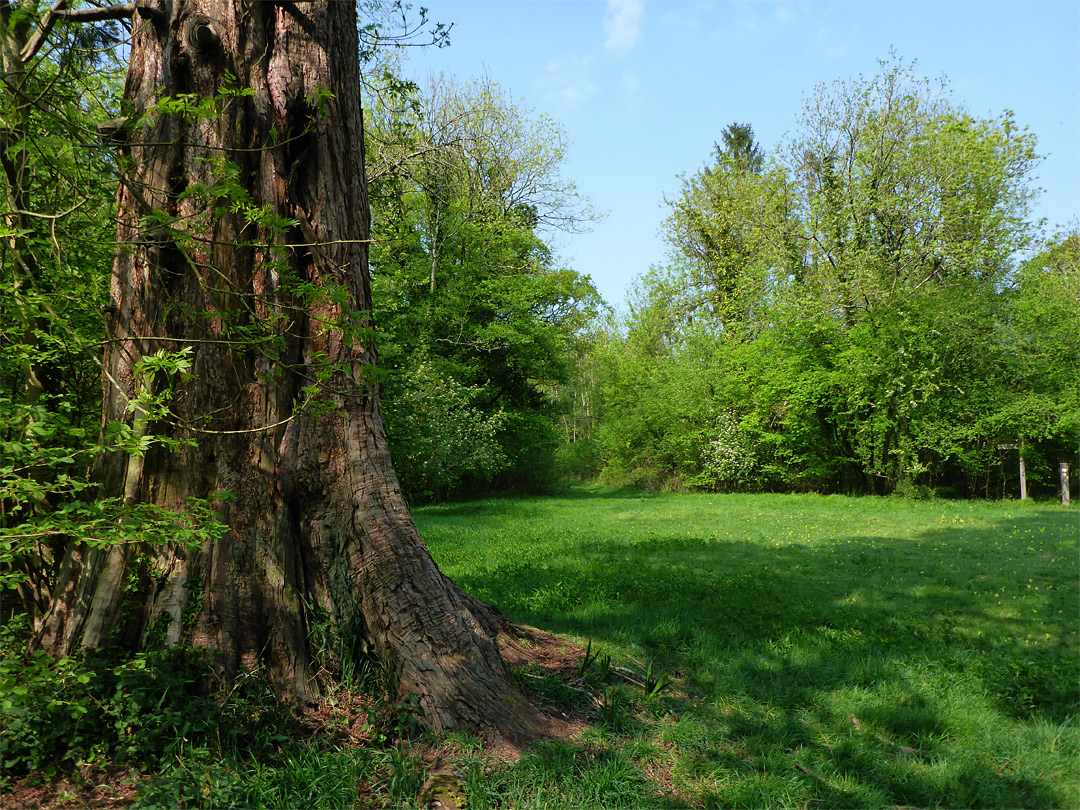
[699,409,757,490]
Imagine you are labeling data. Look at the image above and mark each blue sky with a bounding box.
[397,0,1080,308]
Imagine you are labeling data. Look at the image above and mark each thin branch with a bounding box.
[21,3,137,66]
[367,143,448,183]
[19,0,67,64]
[9,199,88,220]
[54,4,134,23]
[167,413,300,436]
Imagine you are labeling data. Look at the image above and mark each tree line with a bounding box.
[364,72,601,500]
[562,59,1078,500]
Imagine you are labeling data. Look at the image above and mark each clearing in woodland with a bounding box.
[414,486,1078,809]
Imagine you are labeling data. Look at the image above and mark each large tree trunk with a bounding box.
[33,0,538,740]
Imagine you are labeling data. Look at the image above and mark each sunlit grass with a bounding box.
[418,486,1079,809]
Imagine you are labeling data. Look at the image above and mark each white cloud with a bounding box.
[536,55,598,111]
[814,25,847,60]
[773,5,796,25]
[658,0,711,30]
[604,0,645,55]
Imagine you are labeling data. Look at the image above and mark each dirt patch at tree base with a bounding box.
[3,768,144,809]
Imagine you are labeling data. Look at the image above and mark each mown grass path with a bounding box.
[417,486,1079,808]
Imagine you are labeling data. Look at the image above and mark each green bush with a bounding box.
[0,617,218,779]
[384,361,509,501]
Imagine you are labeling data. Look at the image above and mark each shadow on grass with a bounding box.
[463,737,692,809]
[454,509,1076,808]
[418,485,662,519]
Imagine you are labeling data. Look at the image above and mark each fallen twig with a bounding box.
[851,714,920,756]
[518,672,591,695]
[610,665,646,688]
[793,761,829,785]
[876,734,920,756]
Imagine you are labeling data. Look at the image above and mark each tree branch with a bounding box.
[55,3,134,23]
[19,0,67,64]
[20,2,136,63]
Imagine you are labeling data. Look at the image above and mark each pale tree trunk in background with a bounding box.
[34,0,538,740]
[1019,439,1028,500]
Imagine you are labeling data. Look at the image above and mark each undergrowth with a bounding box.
[0,615,425,808]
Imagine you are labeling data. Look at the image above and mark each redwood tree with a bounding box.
[29,0,537,739]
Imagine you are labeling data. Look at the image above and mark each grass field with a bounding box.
[414,485,1079,809]
[7,487,1075,809]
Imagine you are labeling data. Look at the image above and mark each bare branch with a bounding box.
[20,2,135,63]
[19,0,67,64]
[55,3,134,23]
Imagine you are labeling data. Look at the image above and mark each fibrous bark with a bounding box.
[34,0,538,740]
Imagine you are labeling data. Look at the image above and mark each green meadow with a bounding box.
[415,486,1078,809]
[8,488,1076,809]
